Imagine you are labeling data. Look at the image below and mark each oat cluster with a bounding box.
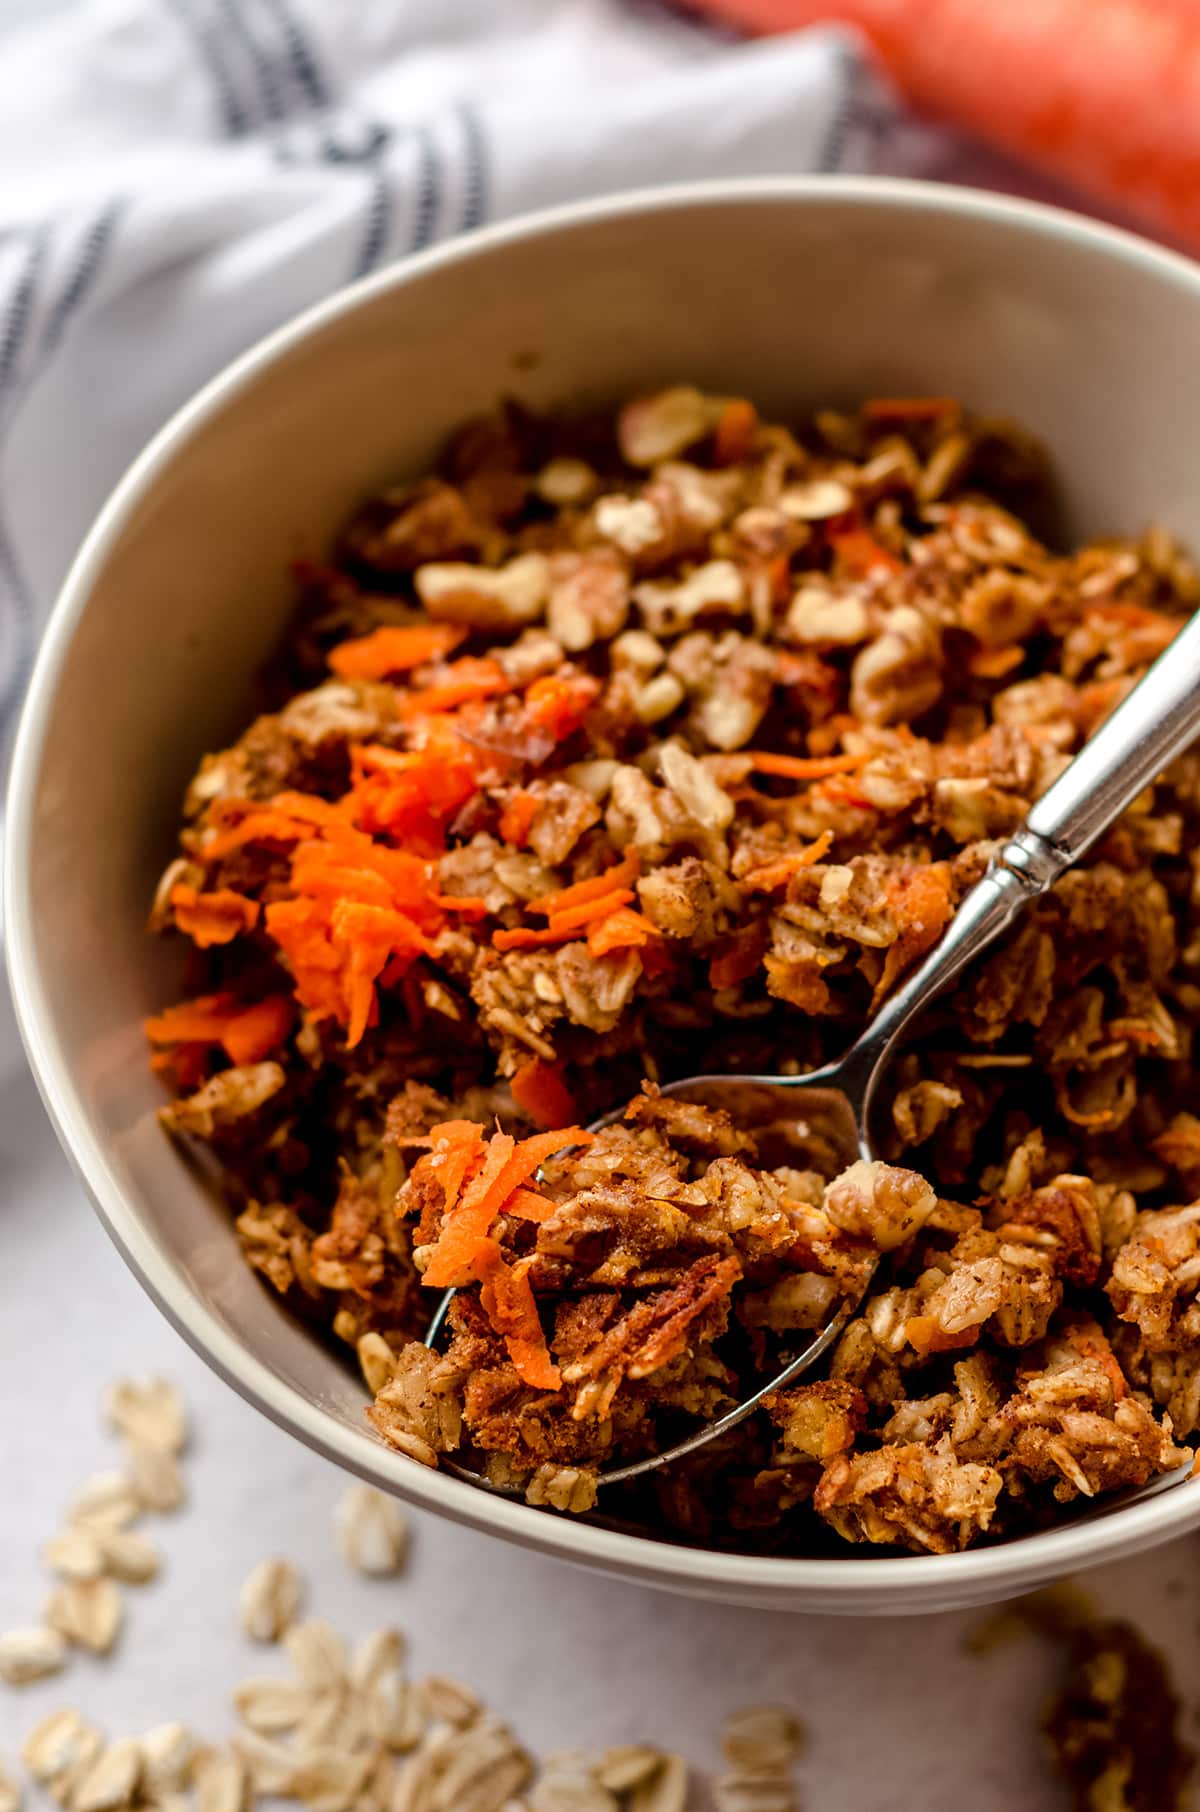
[143,388,1200,1554]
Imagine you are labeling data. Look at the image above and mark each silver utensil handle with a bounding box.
[1025,604,1200,860]
[854,605,1200,1087]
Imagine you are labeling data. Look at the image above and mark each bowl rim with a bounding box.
[8,172,1200,1607]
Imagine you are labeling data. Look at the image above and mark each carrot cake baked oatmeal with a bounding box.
[145,387,1200,1555]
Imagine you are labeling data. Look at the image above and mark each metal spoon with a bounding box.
[427,606,1200,1492]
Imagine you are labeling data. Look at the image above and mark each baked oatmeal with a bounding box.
[144,387,1200,1554]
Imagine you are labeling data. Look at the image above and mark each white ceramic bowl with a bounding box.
[8,178,1200,1615]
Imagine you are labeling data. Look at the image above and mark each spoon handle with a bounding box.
[852,604,1200,1086]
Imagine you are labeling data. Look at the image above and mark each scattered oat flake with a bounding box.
[713,1773,798,1812]
[593,1749,669,1793]
[233,1674,312,1735]
[98,1528,161,1585]
[720,1707,805,1773]
[44,1527,106,1581]
[45,1578,123,1655]
[239,1557,304,1644]
[191,1746,248,1812]
[139,1723,195,1792]
[65,1472,140,1532]
[350,1626,407,1692]
[103,1378,189,1455]
[72,1737,143,1812]
[284,1620,347,1693]
[335,1483,409,1578]
[0,1626,67,1685]
[22,1710,98,1782]
[419,1672,482,1728]
[126,1446,185,1514]
[628,1754,688,1812]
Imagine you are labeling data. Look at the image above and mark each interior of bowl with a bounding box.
[9,178,1200,1614]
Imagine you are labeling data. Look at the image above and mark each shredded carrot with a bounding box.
[741,831,833,892]
[492,924,570,952]
[529,852,640,917]
[828,526,904,577]
[817,781,874,811]
[511,1058,579,1130]
[493,886,636,951]
[503,1186,559,1223]
[150,1043,209,1092]
[422,1123,592,1287]
[876,863,954,1000]
[524,671,600,741]
[967,643,1025,679]
[586,906,662,957]
[776,649,841,694]
[417,1121,484,1224]
[398,657,511,717]
[222,995,294,1065]
[169,884,260,948]
[497,789,541,848]
[747,751,868,781]
[144,991,292,1066]
[433,894,490,917]
[708,926,767,990]
[328,623,466,680]
[477,1245,562,1390]
[423,1133,517,1287]
[863,397,959,425]
[712,397,758,465]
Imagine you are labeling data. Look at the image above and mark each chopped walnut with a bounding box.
[849,605,943,726]
[617,386,717,466]
[634,560,746,639]
[547,551,630,652]
[415,552,549,629]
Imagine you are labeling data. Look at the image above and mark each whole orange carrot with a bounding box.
[695,0,1200,248]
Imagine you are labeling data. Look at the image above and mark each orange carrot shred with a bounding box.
[477,1245,561,1390]
[423,1133,518,1287]
[712,397,759,465]
[863,396,959,425]
[967,643,1025,679]
[529,852,640,916]
[328,623,466,680]
[524,671,600,741]
[497,789,541,847]
[144,992,291,1066]
[494,887,636,951]
[419,1121,484,1223]
[169,885,260,948]
[492,925,570,951]
[398,657,511,717]
[503,1186,559,1223]
[828,526,903,577]
[222,995,294,1065]
[708,926,767,990]
[741,831,833,892]
[422,1123,591,1287]
[586,906,662,957]
[511,1058,578,1130]
[747,751,868,781]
